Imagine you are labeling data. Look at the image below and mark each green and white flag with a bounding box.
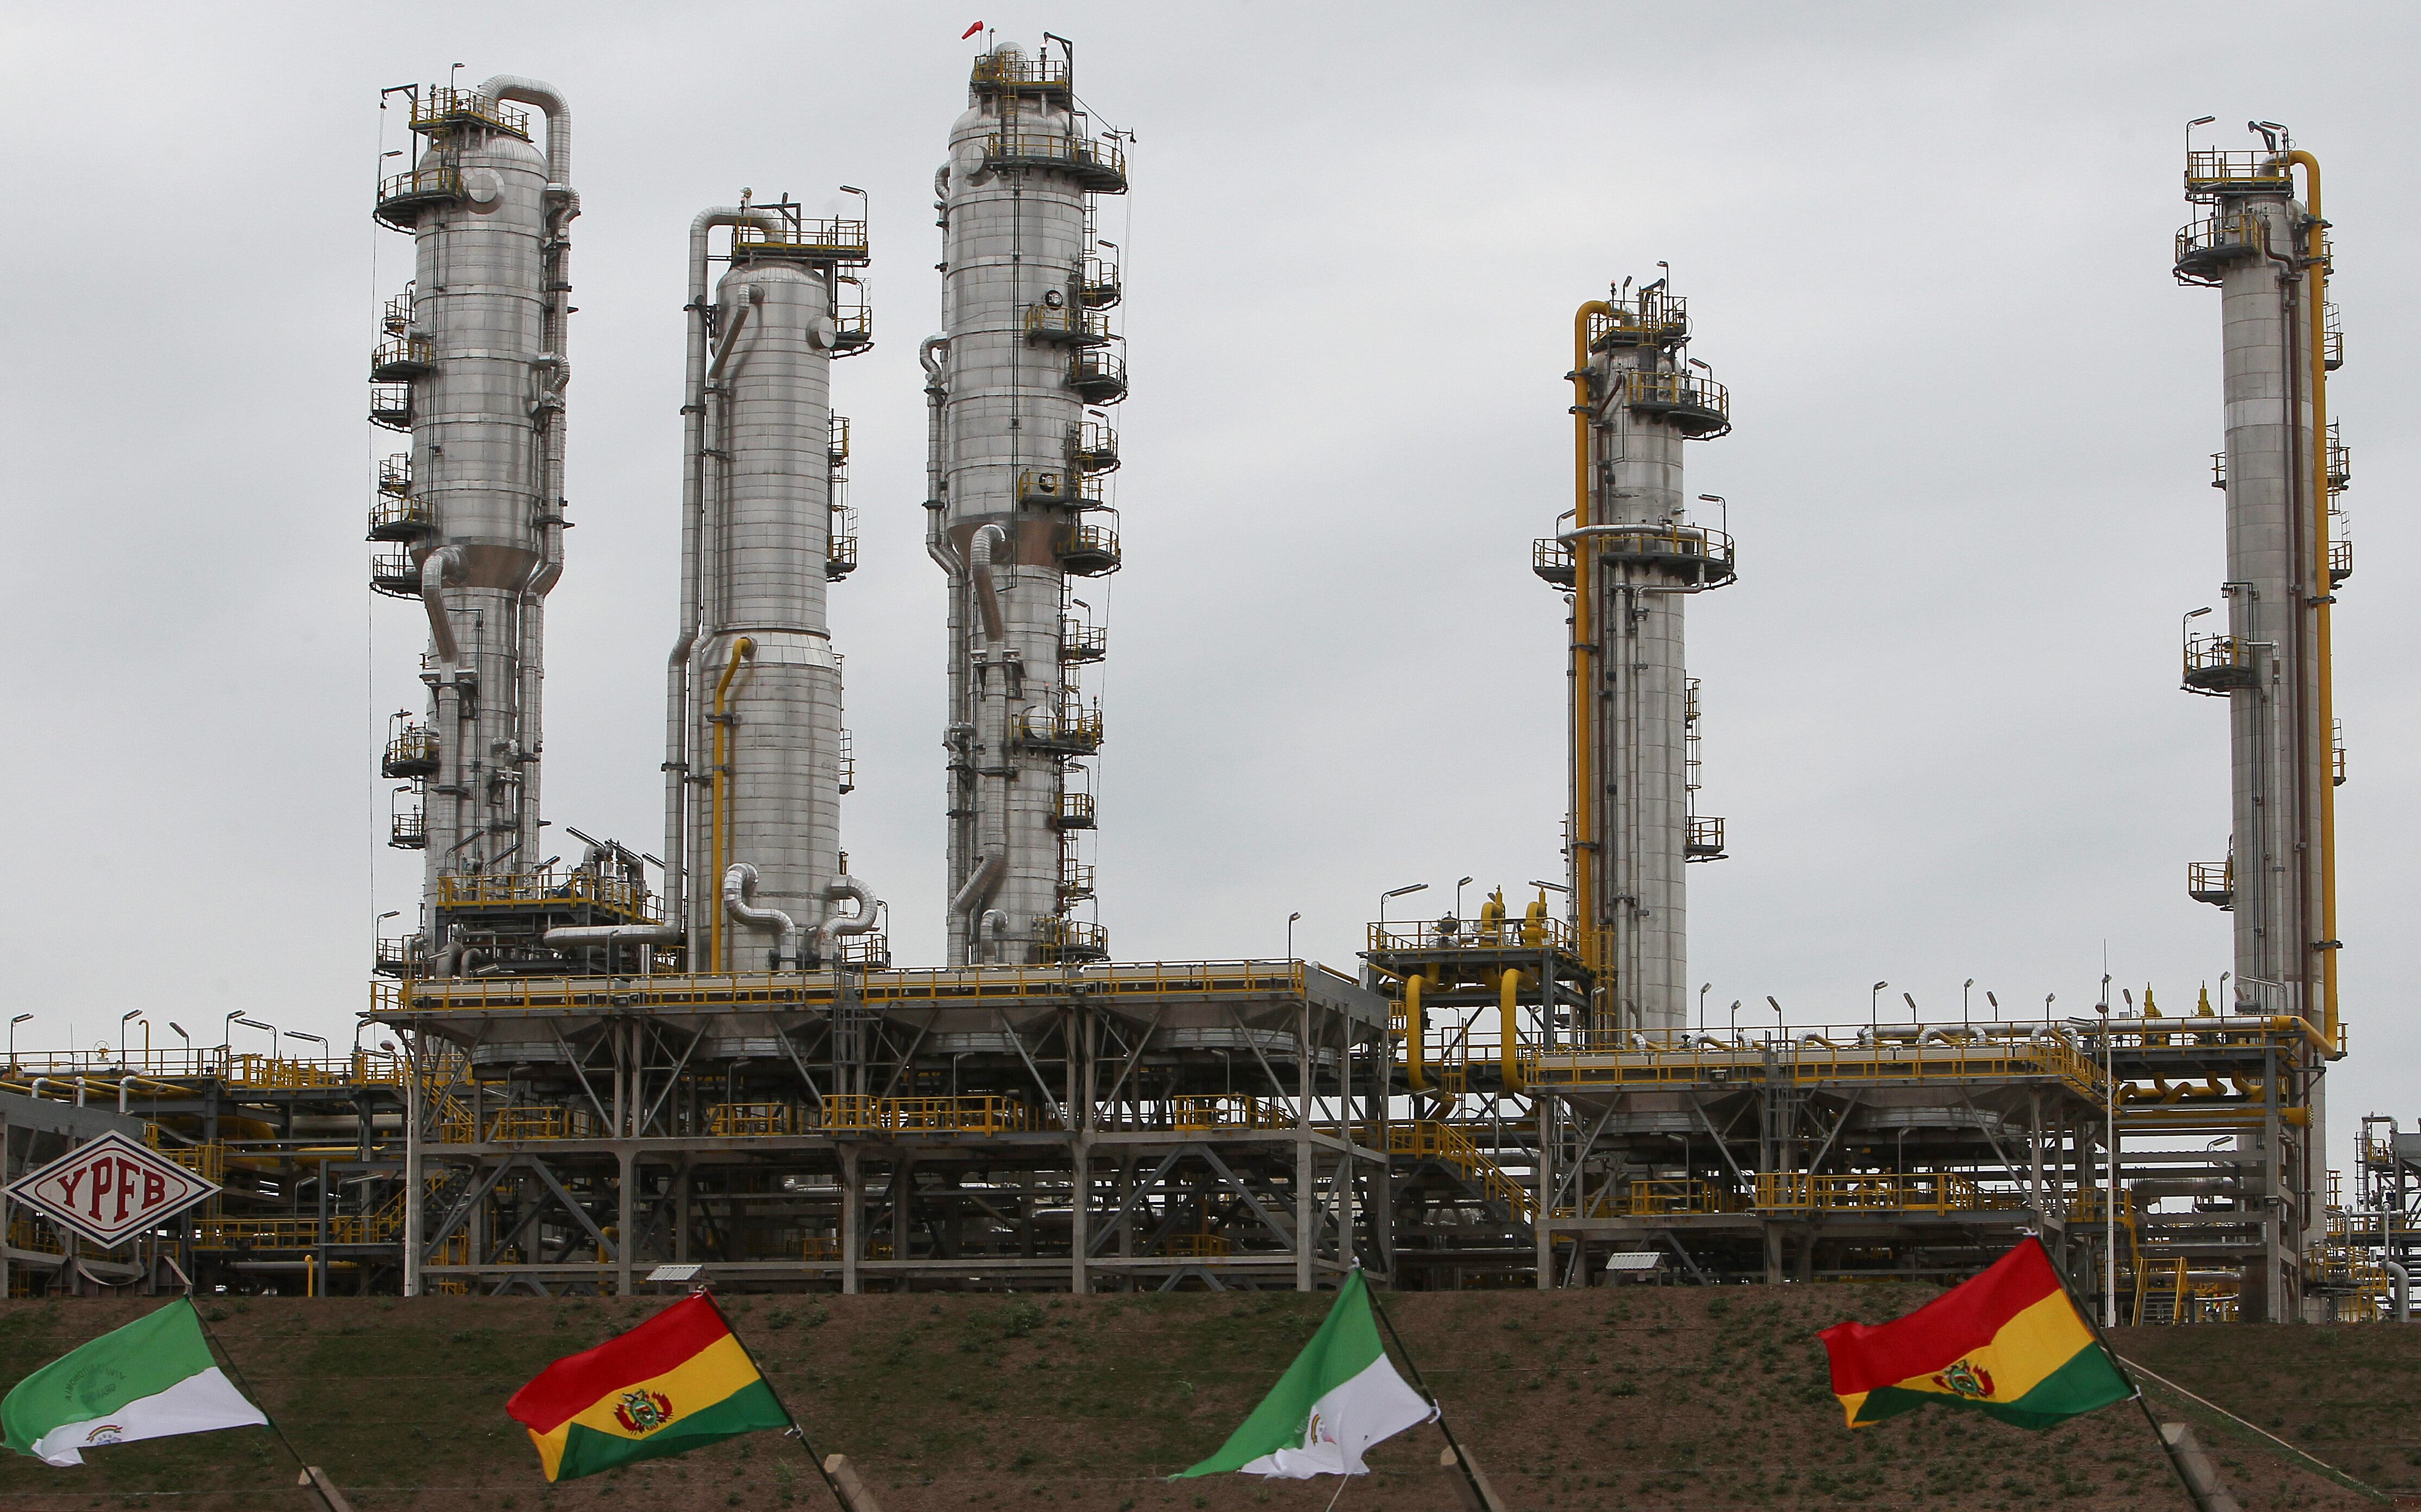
[1175,1269,1436,1479]
[2,1300,267,1467]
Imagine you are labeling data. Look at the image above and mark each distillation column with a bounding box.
[1549,283,1734,1034]
[369,77,573,964]
[930,40,1128,966]
[664,203,879,972]
[2174,128,2342,1315]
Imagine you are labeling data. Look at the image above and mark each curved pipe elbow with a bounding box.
[1499,969,1525,1092]
[722,863,799,967]
[478,75,571,186]
[482,76,576,187]
[817,876,881,955]
[919,334,949,382]
[707,284,762,384]
[420,547,462,666]
[951,854,1005,918]
[969,523,1008,643]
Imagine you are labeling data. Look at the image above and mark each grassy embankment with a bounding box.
[0,1287,2410,1510]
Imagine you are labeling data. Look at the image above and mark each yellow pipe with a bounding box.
[1569,300,1613,991]
[1500,969,1525,1092]
[708,636,756,972]
[1404,973,1427,1093]
[2285,149,2338,1048]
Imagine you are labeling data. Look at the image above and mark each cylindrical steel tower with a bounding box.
[370,76,573,966]
[664,201,880,972]
[1544,282,1734,1035]
[929,40,1127,967]
[2174,126,2342,1315]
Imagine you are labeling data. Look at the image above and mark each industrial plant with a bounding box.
[0,47,2403,1328]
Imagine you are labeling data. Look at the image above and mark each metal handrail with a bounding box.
[970,52,1072,89]
[1366,914,1573,954]
[409,86,531,137]
[2183,631,2256,679]
[730,219,869,262]
[982,130,1127,184]
[1620,368,1729,421]
[2174,210,2268,269]
[1025,302,1113,342]
[433,867,655,919]
[2184,150,2291,196]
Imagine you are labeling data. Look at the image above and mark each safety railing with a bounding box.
[379,452,412,494]
[1618,369,1729,434]
[1025,301,1113,343]
[1687,815,1726,858]
[1071,419,1120,473]
[1366,912,1574,954]
[2182,631,2259,693]
[8,1218,64,1255]
[1037,916,1109,962]
[832,295,872,353]
[370,333,433,379]
[1022,697,1104,754]
[2324,301,2343,370]
[1520,1027,2107,1100]
[1162,1233,1234,1257]
[1756,1172,2003,1214]
[1617,1178,1745,1217]
[1079,254,1122,310]
[822,1095,1043,1135]
[1169,1096,1297,1131]
[1017,469,1104,509]
[827,510,859,581]
[368,494,433,540]
[190,1212,404,1250]
[2329,535,2352,587]
[0,1047,405,1089]
[374,166,465,231]
[368,384,413,432]
[2328,422,2349,492]
[410,86,531,137]
[970,50,1072,90]
[434,867,655,920]
[1056,518,1121,575]
[382,722,439,779]
[1069,345,1128,402]
[982,131,1127,189]
[2173,210,2268,280]
[1590,292,1691,350]
[389,790,426,849]
[146,1128,226,1182]
[1587,523,1736,573]
[2209,451,2227,490]
[731,218,869,263]
[375,960,1348,1019]
[708,1102,799,1137]
[2184,150,2291,197]
[1054,790,1096,830]
[1059,616,1108,663]
[1377,1121,1534,1222]
[2186,861,2233,907]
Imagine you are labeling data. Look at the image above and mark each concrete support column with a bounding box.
[840,1146,861,1295]
[615,1146,635,1297]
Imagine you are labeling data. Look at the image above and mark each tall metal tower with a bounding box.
[2174,123,2343,1315]
[929,39,1128,967]
[1539,282,1733,1034]
[370,75,575,973]
[663,198,880,973]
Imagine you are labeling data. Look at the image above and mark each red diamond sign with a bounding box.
[5,1131,218,1249]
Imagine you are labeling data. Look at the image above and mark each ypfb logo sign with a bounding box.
[5,1131,219,1248]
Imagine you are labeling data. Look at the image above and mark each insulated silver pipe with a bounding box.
[723,862,799,969]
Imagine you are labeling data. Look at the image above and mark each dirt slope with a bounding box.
[0,1287,2406,1510]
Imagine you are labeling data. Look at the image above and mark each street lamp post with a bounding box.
[1902,991,1919,1026]
[1378,883,1428,934]
[7,1014,29,1068]
[1766,996,1783,1045]
[119,1009,141,1065]
[289,1031,330,1073]
[1454,876,1473,921]
[2095,989,2117,1328]
[236,1017,278,1059]
[1699,983,1712,1033]
[1963,978,1975,1023]
[1870,982,1888,1036]
[1286,912,1301,962]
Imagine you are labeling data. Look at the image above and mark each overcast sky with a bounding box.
[3,3,2412,1174]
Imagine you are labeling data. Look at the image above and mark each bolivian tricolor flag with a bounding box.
[506,1294,790,1482]
[1818,1237,2133,1429]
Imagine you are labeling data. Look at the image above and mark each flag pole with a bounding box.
[2035,1237,2213,1511]
[695,1287,850,1511]
[186,1297,322,1486]
[1360,1273,1491,1508]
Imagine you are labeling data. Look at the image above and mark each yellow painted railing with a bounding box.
[708,1102,799,1137]
[1757,1172,2002,1215]
[1168,1096,1295,1131]
[1378,1121,1534,1223]
[822,1096,1043,1135]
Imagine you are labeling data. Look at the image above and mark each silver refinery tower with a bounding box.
[663,199,880,972]
[1541,282,1735,1034]
[2174,123,2344,1310]
[929,40,1128,967]
[370,77,576,970]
